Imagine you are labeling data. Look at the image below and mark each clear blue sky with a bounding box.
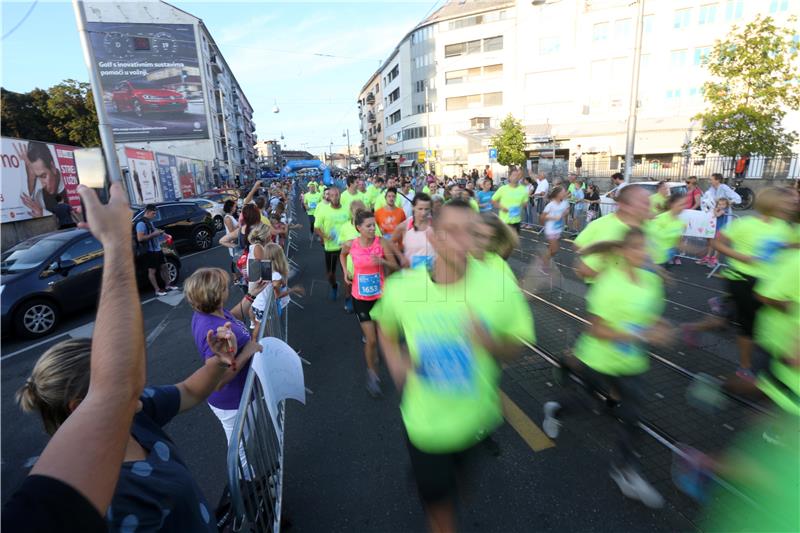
[1,0,439,154]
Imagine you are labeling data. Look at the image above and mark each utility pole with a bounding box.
[425,82,431,175]
[623,0,646,183]
[343,129,351,170]
[72,0,123,184]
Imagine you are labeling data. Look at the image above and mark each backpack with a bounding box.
[135,219,156,254]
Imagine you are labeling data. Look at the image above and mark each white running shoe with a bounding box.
[155,290,168,296]
[542,401,562,439]
[610,466,664,509]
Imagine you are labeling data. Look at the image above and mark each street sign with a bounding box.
[417,151,426,162]
[426,150,432,158]
[488,148,498,159]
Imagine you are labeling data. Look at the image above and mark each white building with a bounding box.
[358,70,386,171]
[361,0,800,180]
[85,0,258,185]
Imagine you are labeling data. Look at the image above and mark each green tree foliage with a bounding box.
[1,80,100,147]
[692,15,800,158]
[491,114,526,168]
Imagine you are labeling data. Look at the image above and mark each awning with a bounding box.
[399,160,414,168]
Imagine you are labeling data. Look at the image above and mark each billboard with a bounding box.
[1,137,82,223]
[155,152,180,201]
[176,157,197,198]
[86,22,208,141]
[125,147,161,204]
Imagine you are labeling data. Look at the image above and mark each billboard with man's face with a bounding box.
[86,22,209,141]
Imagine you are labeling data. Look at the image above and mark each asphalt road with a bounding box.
[2,211,713,531]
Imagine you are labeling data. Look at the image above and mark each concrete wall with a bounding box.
[2,217,58,250]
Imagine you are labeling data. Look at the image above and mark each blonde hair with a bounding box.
[17,338,92,435]
[184,267,230,313]
[480,212,519,260]
[248,223,271,246]
[350,200,366,219]
[755,187,787,217]
[263,243,289,281]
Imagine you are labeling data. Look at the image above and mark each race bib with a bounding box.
[614,323,645,357]
[357,272,381,297]
[328,227,338,242]
[309,201,317,209]
[508,206,521,219]
[756,240,785,263]
[553,219,564,231]
[415,338,475,393]
[411,255,434,270]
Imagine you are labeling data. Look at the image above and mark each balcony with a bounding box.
[210,55,222,74]
[367,112,376,123]
[366,92,375,105]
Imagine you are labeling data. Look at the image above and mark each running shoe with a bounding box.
[707,256,718,268]
[155,290,168,296]
[609,466,664,509]
[542,401,562,439]
[366,369,381,397]
[695,256,710,265]
[673,257,682,265]
[707,296,723,315]
[328,285,338,301]
[735,367,755,382]
[166,285,180,291]
[344,297,354,313]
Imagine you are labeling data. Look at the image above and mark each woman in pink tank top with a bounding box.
[340,210,398,396]
[391,192,434,270]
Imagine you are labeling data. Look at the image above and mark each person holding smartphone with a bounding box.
[136,205,178,296]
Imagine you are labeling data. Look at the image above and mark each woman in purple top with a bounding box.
[185,268,267,446]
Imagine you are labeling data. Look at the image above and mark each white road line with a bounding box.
[180,244,223,259]
[145,317,170,348]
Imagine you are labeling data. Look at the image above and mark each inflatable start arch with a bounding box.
[281,160,332,185]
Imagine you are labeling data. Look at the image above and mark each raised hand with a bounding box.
[206,323,238,369]
[77,183,132,247]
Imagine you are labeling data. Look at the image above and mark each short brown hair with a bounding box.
[184,267,230,314]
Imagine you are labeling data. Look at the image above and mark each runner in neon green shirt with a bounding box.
[645,193,687,267]
[313,187,351,300]
[491,169,529,229]
[649,181,669,215]
[340,176,367,214]
[371,199,534,531]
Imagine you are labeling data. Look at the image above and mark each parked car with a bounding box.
[200,191,238,206]
[185,198,225,232]
[131,202,215,251]
[599,181,688,216]
[1,228,182,339]
[111,80,188,117]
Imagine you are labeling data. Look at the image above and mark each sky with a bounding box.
[1,0,440,155]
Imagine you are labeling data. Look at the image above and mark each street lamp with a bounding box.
[342,129,351,170]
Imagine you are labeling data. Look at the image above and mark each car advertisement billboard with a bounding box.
[125,147,162,204]
[1,137,82,224]
[86,22,209,142]
[155,152,180,201]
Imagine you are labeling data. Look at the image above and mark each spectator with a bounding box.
[53,194,78,229]
[702,173,741,214]
[584,184,601,223]
[136,204,178,296]
[684,176,702,210]
[606,172,625,200]
[533,173,550,216]
[3,183,145,532]
[571,178,587,231]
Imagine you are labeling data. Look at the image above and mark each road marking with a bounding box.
[181,244,223,259]
[500,391,555,452]
[1,333,70,362]
[145,317,171,348]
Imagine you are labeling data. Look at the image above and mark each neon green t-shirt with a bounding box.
[645,211,687,265]
[371,260,535,453]
[304,191,323,215]
[422,185,430,194]
[721,216,794,280]
[373,190,389,211]
[491,184,529,224]
[649,194,668,214]
[340,189,367,214]
[753,249,800,362]
[574,266,664,376]
[313,203,350,252]
[573,213,632,276]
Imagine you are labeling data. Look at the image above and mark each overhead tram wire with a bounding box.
[2,0,39,41]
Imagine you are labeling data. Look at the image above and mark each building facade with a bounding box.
[85,0,258,185]
[255,139,282,170]
[359,0,800,180]
[357,70,386,172]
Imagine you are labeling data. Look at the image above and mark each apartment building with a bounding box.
[357,70,386,172]
[359,0,800,178]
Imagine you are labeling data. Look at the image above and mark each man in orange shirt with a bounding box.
[375,187,406,237]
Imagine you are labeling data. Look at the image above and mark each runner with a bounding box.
[711,187,796,380]
[540,186,570,272]
[646,193,687,269]
[303,182,323,238]
[338,200,380,313]
[371,199,535,532]
[341,209,398,396]
[475,178,494,212]
[491,168,529,233]
[341,175,366,213]
[542,228,673,508]
[649,181,670,215]
[392,192,433,270]
[375,188,407,237]
[314,187,351,301]
[573,185,651,281]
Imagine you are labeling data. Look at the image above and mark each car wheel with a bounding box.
[213,215,224,233]
[14,298,60,339]
[133,101,143,118]
[165,257,181,284]
[193,226,212,250]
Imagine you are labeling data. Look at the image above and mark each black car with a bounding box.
[1,228,182,339]
[132,201,215,251]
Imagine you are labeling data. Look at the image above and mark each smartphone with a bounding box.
[248,259,272,281]
[73,147,108,189]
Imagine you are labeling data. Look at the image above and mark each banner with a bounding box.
[86,22,208,142]
[176,157,196,198]
[125,147,161,204]
[155,152,178,201]
[680,209,717,239]
[1,137,82,223]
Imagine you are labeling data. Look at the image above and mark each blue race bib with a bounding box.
[508,206,521,219]
[416,338,475,393]
[309,201,317,209]
[357,272,381,297]
[411,255,434,270]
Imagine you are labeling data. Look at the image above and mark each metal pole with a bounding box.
[221,113,235,182]
[72,0,123,184]
[623,0,646,183]
[425,83,431,175]
[346,129,351,171]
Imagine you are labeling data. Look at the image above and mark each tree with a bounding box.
[1,88,52,141]
[692,15,800,158]
[491,114,526,168]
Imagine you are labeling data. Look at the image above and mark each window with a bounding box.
[483,36,503,52]
[446,69,467,84]
[688,86,704,97]
[592,22,609,42]
[698,4,717,25]
[389,110,401,124]
[159,205,192,219]
[770,0,789,13]
[694,46,711,65]
[671,49,688,67]
[674,9,691,29]
[446,10,506,30]
[387,65,399,83]
[484,63,503,78]
[60,236,102,263]
[643,15,654,34]
[446,95,467,111]
[539,36,560,55]
[388,88,400,104]
[725,0,743,20]
[666,88,682,99]
[445,64,503,85]
[483,92,502,106]
[614,19,632,41]
[445,42,465,57]
[467,40,482,54]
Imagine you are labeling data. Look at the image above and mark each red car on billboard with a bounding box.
[111,80,188,117]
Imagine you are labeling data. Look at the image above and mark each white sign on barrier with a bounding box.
[252,337,306,431]
[680,209,717,239]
